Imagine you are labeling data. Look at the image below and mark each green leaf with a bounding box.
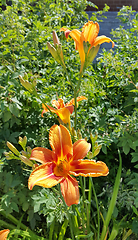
[132,217,138,234]
[132,206,138,216]
[123,143,130,155]
[11,202,19,213]
[100,150,122,240]
[22,201,29,212]
[9,104,19,117]
[2,111,12,122]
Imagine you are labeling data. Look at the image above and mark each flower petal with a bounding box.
[60,27,70,38]
[66,96,87,106]
[67,29,85,63]
[93,36,114,48]
[56,107,71,124]
[30,147,53,164]
[41,103,57,117]
[49,125,73,158]
[68,29,81,44]
[28,163,63,190]
[65,105,74,114]
[73,139,91,161]
[0,229,10,240]
[60,175,79,206]
[70,159,109,177]
[52,98,65,109]
[82,21,99,45]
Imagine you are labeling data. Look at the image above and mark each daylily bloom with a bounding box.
[0,229,10,240]
[41,96,87,125]
[60,21,114,72]
[28,124,109,206]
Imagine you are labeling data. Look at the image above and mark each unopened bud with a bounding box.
[4,151,19,160]
[19,155,33,167]
[19,75,33,91]
[86,45,100,68]
[47,42,60,64]
[19,136,27,151]
[24,72,28,80]
[53,31,60,46]
[27,146,32,155]
[33,80,37,87]
[7,141,20,156]
[77,129,82,139]
[83,41,90,55]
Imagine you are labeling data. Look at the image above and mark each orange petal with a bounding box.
[52,98,65,109]
[77,96,87,102]
[70,159,109,177]
[41,104,57,117]
[56,107,71,124]
[69,29,85,63]
[28,162,63,190]
[93,36,114,48]
[60,27,68,32]
[77,42,85,63]
[65,105,74,114]
[0,229,10,240]
[68,29,81,44]
[82,21,99,45]
[60,28,72,39]
[49,125,73,158]
[60,175,79,206]
[66,96,87,106]
[73,139,91,161]
[30,147,53,164]
[52,99,60,109]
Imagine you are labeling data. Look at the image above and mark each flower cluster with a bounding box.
[18,20,114,206]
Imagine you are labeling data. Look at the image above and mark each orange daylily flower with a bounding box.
[28,124,109,206]
[60,21,114,71]
[41,96,87,125]
[0,229,10,240]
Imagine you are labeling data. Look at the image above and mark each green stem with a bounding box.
[79,176,87,234]
[58,185,75,240]
[87,177,92,229]
[91,178,100,240]
[0,219,15,230]
[0,211,35,236]
[74,69,84,130]
[100,150,122,240]
[74,88,77,130]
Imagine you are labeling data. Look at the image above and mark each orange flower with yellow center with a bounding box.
[28,124,109,206]
[60,21,114,71]
[42,96,87,125]
[0,229,10,240]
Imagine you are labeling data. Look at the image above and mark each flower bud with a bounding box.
[53,30,60,46]
[19,136,27,150]
[83,41,91,55]
[19,75,33,91]
[19,155,33,167]
[7,141,20,156]
[4,151,14,160]
[86,45,100,68]
[47,42,60,64]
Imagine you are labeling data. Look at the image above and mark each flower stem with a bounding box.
[0,210,35,236]
[100,150,122,240]
[91,177,100,240]
[59,185,75,240]
[74,88,77,130]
